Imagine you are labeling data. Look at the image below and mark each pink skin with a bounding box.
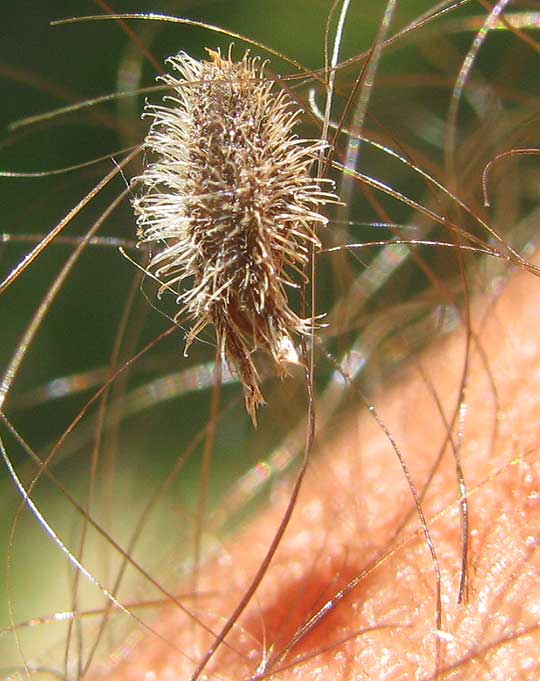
[86,254,540,681]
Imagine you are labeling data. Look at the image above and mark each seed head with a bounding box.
[132,48,335,424]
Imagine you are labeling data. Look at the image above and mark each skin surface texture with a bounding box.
[88,258,540,679]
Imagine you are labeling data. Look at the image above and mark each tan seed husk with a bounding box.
[133,48,336,424]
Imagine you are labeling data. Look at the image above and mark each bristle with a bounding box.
[132,48,336,424]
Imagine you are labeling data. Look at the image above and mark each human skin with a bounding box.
[86,253,540,681]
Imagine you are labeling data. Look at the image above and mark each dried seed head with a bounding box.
[132,48,336,424]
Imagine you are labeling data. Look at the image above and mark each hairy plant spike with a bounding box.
[132,47,336,424]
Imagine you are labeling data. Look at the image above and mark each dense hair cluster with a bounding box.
[132,48,335,423]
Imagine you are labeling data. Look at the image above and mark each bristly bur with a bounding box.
[132,47,337,424]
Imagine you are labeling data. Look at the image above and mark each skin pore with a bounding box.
[2,2,540,680]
